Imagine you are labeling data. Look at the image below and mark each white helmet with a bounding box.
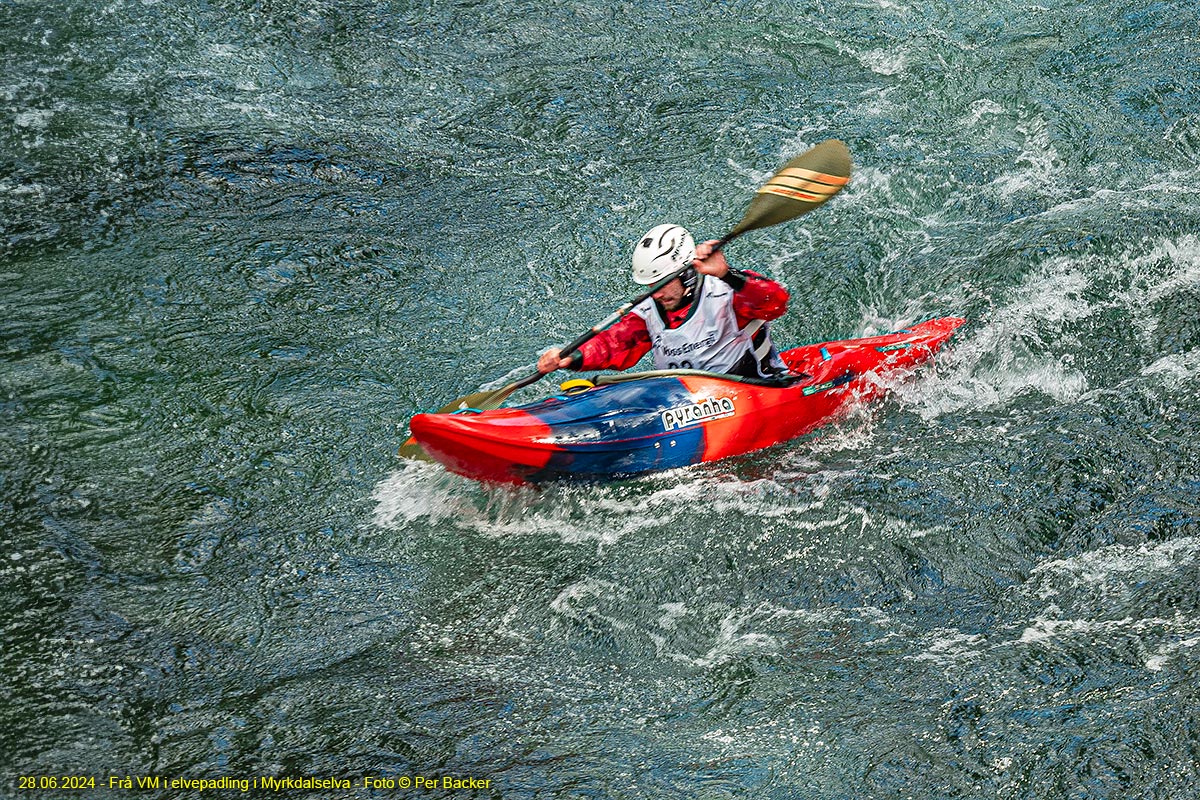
[631,224,695,285]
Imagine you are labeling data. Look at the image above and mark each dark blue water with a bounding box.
[4,0,1200,797]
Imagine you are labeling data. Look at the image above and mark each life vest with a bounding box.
[631,274,787,378]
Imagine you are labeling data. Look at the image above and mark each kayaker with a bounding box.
[536,224,791,380]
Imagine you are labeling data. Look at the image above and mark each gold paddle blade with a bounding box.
[725,139,852,240]
[397,436,431,460]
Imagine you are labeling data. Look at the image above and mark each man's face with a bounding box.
[652,278,687,311]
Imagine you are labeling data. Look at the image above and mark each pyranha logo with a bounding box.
[661,396,736,431]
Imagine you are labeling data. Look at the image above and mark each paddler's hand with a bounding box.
[692,239,730,278]
[537,348,574,374]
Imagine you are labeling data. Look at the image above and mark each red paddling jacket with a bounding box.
[571,268,789,379]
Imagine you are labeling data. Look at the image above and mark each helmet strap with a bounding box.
[680,266,698,295]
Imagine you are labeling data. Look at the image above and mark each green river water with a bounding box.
[3,0,1200,797]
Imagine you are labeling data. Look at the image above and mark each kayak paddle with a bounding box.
[400,139,852,459]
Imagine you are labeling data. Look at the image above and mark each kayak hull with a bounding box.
[408,317,965,484]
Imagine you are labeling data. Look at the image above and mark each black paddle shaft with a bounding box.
[500,266,686,393]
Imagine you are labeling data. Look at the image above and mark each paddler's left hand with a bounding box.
[692,239,730,278]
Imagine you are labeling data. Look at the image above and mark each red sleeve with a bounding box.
[575,312,653,371]
[731,271,789,328]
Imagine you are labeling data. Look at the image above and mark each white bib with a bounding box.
[632,275,785,377]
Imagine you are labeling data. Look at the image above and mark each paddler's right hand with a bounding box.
[537,348,575,374]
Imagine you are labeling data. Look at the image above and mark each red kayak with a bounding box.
[408,317,965,484]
